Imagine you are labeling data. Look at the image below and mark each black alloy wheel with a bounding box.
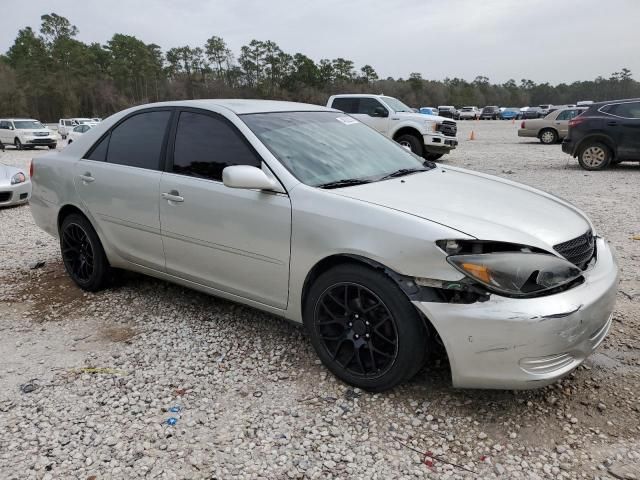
[314,282,399,378]
[304,263,428,391]
[60,213,110,291]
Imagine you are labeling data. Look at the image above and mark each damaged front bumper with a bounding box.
[414,237,618,389]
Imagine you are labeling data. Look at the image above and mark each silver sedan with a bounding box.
[0,161,31,207]
[30,100,618,391]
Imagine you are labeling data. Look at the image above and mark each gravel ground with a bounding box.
[0,122,638,480]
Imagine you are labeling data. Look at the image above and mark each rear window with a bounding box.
[106,111,171,170]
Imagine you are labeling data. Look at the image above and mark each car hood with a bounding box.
[331,166,592,251]
[395,111,451,123]
[0,163,23,185]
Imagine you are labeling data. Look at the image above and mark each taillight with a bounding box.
[568,117,586,128]
[29,161,34,178]
[520,121,525,129]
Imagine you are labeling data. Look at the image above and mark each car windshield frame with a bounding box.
[381,96,414,113]
[241,111,432,188]
[13,120,45,129]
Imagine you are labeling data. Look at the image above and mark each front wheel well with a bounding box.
[392,127,423,143]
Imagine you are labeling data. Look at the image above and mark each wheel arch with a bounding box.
[301,254,443,328]
[538,127,558,137]
[575,133,617,158]
[392,126,423,142]
[57,204,87,233]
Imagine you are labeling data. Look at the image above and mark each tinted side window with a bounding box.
[106,111,171,170]
[85,133,110,161]
[172,111,262,181]
[357,98,384,115]
[613,102,640,119]
[331,98,357,113]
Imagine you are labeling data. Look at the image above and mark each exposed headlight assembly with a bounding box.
[447,252,582,296]
[11,172,26,185]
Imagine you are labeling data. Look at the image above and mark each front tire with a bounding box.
[424,152,444,161]
[60,213,111,291]
[14,138,23,150]
[395,134,424,157]
[539,129,558,144]
[578,142,612,171]
[304,263,427,392]
[48,144,57,149]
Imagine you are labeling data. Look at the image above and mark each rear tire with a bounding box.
[578,142,612,171]
[60,213,111,291]
[304,263,428,392]
[395,134,424,157]
[539,129,558,144]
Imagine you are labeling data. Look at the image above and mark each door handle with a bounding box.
[161,191,184,203]
[607,121,618,126]
[79,172,95,183]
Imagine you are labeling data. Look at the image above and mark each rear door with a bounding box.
[609,101,640,159]
[73,108,173,270]
[0,121,10,143]
[330,97,389,133]
[159,109,291,308]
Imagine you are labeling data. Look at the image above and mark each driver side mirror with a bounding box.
[222,165,277,191]
[8,125,14,130]
[370,106,389,118]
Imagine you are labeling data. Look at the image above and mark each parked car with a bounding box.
[521,107,543,119]
[58,118,95,139]
[562,98,640,170]
[458,106,480,120]
[0,119,57,150]
[538,104,554,116]
[67,123,96,144]
[419,107,438,116]
[31,99,617,392]
[518,107,586,144]
[499,108,520,120]
[479,106,500,120]
[0,161,31,207]
[328,94,458,160]
[437,105,457,119]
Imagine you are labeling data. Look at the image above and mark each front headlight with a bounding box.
[448,252,582,296]
[425,121,437,133]
[11,172,26,185]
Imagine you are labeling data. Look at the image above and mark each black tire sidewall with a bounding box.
[578,142,611,171]
[303,263,427,392]
[395,134,424,157]
[60,213,110,291]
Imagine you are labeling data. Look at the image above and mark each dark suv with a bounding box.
[480,106,499,120]
[562,98,640,170]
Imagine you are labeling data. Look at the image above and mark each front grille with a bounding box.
[554,230,595,270]
[33,131,49,137]
[28,138,54,144]
[0,192,12,202]
[439,121,457,137]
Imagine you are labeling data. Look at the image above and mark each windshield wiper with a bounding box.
[316,178,372,189]
[377,167,429,181]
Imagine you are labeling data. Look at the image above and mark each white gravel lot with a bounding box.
[0,121,638,480]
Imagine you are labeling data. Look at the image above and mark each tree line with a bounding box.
[1,13,638,121]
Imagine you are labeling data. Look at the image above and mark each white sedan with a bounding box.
[67,123,96,144]
[0,162,31,207]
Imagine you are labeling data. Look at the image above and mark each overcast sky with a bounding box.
[3,0,639,84]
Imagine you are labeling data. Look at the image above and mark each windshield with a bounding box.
[242,111,429,187]
[381,96,413,113]
[13,120,45,129]
[461,107,473,111]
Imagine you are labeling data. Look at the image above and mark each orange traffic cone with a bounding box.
[469,130,476,140]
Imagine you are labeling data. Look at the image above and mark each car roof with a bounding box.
[130,99,334,115]
[1,118,39,121]
[590,97,640,107]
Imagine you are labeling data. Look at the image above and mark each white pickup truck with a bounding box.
[327,94,458,160]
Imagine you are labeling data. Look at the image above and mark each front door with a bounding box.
[73,109,172,271]
[159,109,291,309]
